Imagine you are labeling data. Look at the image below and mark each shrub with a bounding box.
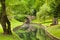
[14,15,27,22]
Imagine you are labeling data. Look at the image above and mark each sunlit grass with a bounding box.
[0,33,20,40]
[46,25,60,38]
[44,19,60,38]
[0,19,23,40]
[32,19,52,26]
[32,19,60,38]
[11,19,23,30]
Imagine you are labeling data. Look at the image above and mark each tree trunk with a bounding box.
[51,17,58,26]
[1,0,12,34]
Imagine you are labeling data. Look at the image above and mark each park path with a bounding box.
[13,23,60,40]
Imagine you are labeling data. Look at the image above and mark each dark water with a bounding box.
[15,24,51,40]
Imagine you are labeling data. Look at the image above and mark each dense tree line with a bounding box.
[0,0,60,34]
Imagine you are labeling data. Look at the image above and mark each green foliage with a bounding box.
[36,0,60,22]
[1,0,60,21]
[0,0,60,40]
[36,3,51,21]
[14,15,27,22]
[5,0,46,17]
[49,0,60,18]
[34,0,45,11]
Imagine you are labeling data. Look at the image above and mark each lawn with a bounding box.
[32,19,60,38]
[44,20,60,38]
[32,19,52,27]
[0,19,23,40]
[0,33,20,40]
[46,24,60,38]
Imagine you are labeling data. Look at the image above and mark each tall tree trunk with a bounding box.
[1,0,12,34]
[51,17,58,26]
[52,17,58,24]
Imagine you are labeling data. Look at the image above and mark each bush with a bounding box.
[14,15,27,22]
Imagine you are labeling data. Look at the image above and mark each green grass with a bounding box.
[11,19,23,30]
[43,20,60,38]
[46,25,60,38]
[44,20,60,38]
[0,33,21,40]
[32,19,52,26]
[0,19,23,40]
[32,19,60,38]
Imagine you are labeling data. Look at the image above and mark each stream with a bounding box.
[13,23,51,40]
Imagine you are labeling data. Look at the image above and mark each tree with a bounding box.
[50,0,60,25]
[0,0,12,34]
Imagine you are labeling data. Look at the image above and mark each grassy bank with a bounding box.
[0,19,23,40]
[32,19,60,38]
[46,24,60,38]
